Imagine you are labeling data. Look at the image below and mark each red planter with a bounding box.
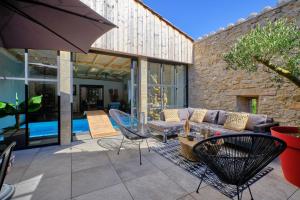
[271,126,300,188]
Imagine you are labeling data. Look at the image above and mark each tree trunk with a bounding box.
[256,58,300,88]
[15,114,20,129]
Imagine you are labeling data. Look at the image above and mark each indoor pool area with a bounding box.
[19,117,120,138]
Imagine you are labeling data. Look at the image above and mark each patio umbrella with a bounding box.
[0,0,116,53]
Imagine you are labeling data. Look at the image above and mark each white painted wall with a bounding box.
[73,78,127,112]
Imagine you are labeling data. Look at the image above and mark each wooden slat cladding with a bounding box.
[81,0,193,64]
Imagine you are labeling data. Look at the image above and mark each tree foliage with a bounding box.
[224,19,300,87]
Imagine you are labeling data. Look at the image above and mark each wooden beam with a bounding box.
[104,56,118,68]
[75,63,130,73]
[92,54,101,64]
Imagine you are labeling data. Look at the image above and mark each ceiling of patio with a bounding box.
[6,49,131,82]
[74,52,131,82]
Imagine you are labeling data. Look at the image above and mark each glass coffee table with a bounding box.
[178,131,213,162]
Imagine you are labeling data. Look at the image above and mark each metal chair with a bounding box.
[193,134,286,200]
[0,142,16,200]
[109,109,151,165]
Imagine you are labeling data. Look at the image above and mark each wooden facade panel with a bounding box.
[82,0,193,64]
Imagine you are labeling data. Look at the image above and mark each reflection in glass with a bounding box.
[176,65,187,107]
[164,87,175,107]
[28,82,58,146]
[147,62,187,120]
[148,63,161,85]
[0,80,26,149]
[28,50,57,79]
[163,64,175,85]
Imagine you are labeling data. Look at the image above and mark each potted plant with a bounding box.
[224,18,300,187]
[0,94,42,148]
[271,127,300,187]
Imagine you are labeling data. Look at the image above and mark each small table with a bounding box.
[178,130,214,161]
[178,136,200,161]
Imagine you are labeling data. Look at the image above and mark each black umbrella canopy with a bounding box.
[0,0,116,53]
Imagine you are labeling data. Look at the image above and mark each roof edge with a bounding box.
[134,0,194,41]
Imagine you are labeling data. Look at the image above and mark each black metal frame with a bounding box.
[0,142,16,190]
[193,134,287,200]
[109,109,151,165]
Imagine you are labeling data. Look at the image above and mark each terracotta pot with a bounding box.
[271,126,300,187]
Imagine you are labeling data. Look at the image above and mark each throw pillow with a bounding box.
[190,109,208,123]
[217,110,229,125]
[203,110,219,124]
[163,109,180,122]
[246,114,267,131]
[224,112,249,131]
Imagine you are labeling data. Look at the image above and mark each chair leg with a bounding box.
[138,141,142,165]
[146,139,150,152]
[196,167,207,193]
[117,136,124,155]
[248,185,254,200]
[236,186,240,200]
[163,135,167,143]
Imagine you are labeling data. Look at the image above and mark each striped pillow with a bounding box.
[163,109,180,122]
[190,109,208,123]
[224,112,249,131]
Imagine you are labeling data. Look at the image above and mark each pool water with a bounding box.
[18,117,120,138]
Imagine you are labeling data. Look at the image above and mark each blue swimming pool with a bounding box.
[18,117,120,138]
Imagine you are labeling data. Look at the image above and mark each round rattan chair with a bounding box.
[0,142,16,200]
[109,109,151,165]
[193,134,286,200]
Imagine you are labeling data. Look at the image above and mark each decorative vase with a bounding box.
[271,126,300,187]
[184,120,190,136]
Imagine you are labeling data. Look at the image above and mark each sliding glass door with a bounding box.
[27,50,59,147]
[147,62,188,120]
[0,49,59,149]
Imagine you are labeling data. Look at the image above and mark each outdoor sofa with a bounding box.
[148,108,278,142]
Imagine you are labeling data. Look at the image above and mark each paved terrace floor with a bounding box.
[6,134,300,200]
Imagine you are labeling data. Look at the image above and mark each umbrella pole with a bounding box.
[57,51,61,145]
[24,49,29,146]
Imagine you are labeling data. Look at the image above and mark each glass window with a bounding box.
[0,49,26,148]
[27,50,59,147]
[163,64,175,85]
[176,65,187,107]
[163,87,175,108]
[147,62,187,120]
[28,82,59,146]
[148,63,161,85]
[28,50,57,80]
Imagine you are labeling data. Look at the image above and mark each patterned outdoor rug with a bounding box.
[152,140,273,199]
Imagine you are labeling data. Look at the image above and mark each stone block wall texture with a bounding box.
[190,0,300,126]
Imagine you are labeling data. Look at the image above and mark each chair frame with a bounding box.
[193,134,286,200]
[0,142,16,196]
[109,109,151,165]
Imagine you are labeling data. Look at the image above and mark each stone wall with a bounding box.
[190,0,300,126]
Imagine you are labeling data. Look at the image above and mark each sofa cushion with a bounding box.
[178,108,190,121]
[224,112,249,131]
[148,120,184,134]
[163,109,180,122]
[203,110,219,124]
[246,114,268,131]
[217,110,229,125]
[190,109,207,123]
[190,122,252,135]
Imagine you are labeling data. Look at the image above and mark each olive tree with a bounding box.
[224,19,300,87]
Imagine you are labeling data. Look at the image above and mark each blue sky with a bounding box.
[143,0,277,39]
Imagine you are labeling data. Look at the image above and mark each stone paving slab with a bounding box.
[5,136,300,200]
